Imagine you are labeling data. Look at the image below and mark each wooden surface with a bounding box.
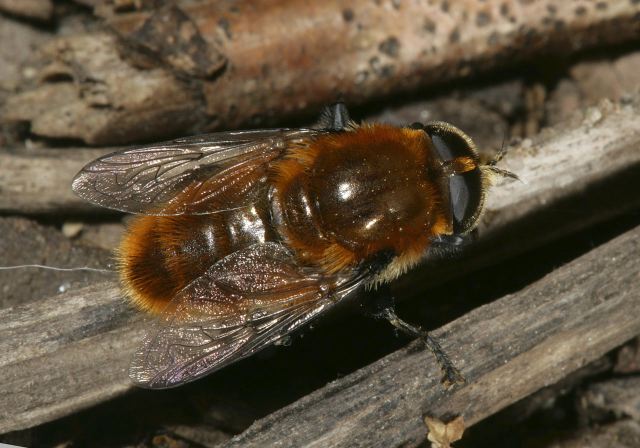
[0,148,111,214]
[0,0,52,21]
[0,98,639,434]
[3,0,640,144]
[0,283,144,434]
[226,223,640,447]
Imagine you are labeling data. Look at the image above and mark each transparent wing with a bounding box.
[130,242,362,388]
[72,129,319,215]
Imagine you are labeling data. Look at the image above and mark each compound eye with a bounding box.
[423,122,484,234]
[449,169,483,234]
[424,122,477,162]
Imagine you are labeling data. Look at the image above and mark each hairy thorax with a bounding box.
[271,124,449,275]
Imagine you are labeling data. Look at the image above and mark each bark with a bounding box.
[0,0,53,21]
[3,0,640,144]
[0,148,111,214]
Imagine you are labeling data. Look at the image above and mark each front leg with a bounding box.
[425,230,478,261]
[364,285,466,388]
[314,102,351,131]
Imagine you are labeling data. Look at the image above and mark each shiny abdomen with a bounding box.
[119,202,274,313]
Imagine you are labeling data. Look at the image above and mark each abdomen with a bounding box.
[119,203,274,314]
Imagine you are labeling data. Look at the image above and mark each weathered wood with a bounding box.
[3,0,640,144]
[0,284,144,434]
[0,148,111,214]
[0,98,639,434]
[0,0,53,21]
[226,223,640,447]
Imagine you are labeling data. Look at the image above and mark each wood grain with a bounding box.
[0,0,52,21]
[0,98,639,434]
[3,0,639,144]
[0,148,111,214]
[0,283,144,434]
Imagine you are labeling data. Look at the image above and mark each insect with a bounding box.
[72,103,515,389]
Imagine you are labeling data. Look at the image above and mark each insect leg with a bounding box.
[360,254,465,387]
[425,231,477,261]
[382,306,466,388]
[486,139,520,180]
[315,102,351,131]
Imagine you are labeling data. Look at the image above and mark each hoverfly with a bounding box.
[73,103,514,388]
